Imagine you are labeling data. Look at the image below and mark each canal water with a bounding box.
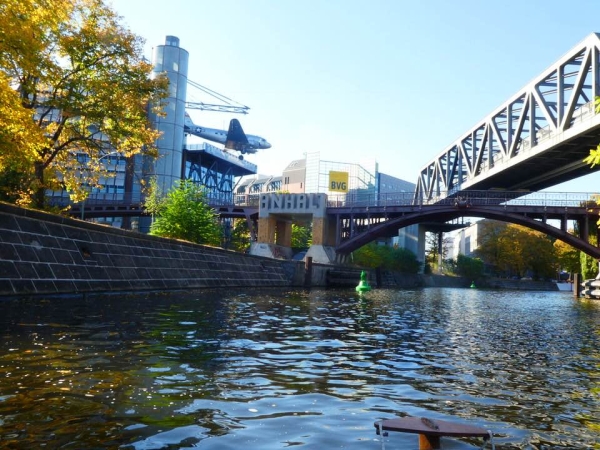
[0,288,598,449]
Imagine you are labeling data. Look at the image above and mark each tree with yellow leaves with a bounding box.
[553,237,580,276]
[475,220,556,279]
[0,73,46,203]
[0,0,168,208]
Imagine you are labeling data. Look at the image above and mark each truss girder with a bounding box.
[415,33,600,201]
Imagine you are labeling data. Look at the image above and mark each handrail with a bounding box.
[327,191,600,208]
[55,190,600,213]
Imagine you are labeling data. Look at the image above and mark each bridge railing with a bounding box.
[495,191,599,207]
[328,192,416,207]
[329,191,600,208]
[48,191,144,208]
[51,190,600,215]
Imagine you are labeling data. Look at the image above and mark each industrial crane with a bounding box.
[186,79,250,115]
[184,79,270,159]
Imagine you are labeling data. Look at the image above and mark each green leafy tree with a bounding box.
[143,176,165,220]
[581,235,599,279]
[230,219,251,252]
[444,258,457,275]
[554,239,580,273]
[473,220,506,273]
[0,0,168,208]
[456,254,484,280]
[352,242,419,273]
[520,228,556,280]
[554,238,580,278]
[425,232,452,271]
[388,246,421,273]
[497,225,527,276]
[572,207,599,279]
[291,224,312,250]
[149,180,222,246]
[352,243,385,268]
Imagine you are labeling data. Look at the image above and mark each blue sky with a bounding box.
[110,0,600,192]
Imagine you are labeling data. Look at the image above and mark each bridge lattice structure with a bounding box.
[416,32,600,202]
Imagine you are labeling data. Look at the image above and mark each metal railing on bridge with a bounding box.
[54,190,600,218]
[327,191,600,209]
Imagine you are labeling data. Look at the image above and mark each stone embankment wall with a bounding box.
[315,267,561,291]
[482,278,559,291]
[0,202,304,298]
[0,202,564,298]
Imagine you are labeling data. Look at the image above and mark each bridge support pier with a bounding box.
[250,193,331,261]
[256,216,293,247]
[418,225,427,272]
[305,216,338,264]
[249,216,293,259]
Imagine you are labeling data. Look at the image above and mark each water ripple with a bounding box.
[0,288,599,449]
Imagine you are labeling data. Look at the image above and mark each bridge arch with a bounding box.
[336,205,600,259]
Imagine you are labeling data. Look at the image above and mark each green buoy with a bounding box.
[356,270,372,292]
[470,281,476,288]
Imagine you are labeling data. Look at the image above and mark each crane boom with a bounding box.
[186,79,250,114]
[185,102,250,114]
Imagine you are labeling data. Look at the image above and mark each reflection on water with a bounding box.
[0,288,599,449]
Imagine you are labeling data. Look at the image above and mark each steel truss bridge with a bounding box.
[415,33,600,202]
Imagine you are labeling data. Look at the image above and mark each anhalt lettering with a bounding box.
[259,193,326,218]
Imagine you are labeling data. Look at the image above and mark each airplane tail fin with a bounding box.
[225,119,249,150]
[183,112,196,132]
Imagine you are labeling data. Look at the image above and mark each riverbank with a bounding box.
[0,202,567,298]
[0,202,304,298]
[315,265,562,291]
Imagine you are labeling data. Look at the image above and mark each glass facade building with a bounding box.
[303,152,378,202]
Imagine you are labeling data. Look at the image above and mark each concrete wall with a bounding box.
[0,202,304,298]
[482,278,559,291]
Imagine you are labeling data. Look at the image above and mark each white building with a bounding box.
[237,152,420,257]
[451,220,484,260]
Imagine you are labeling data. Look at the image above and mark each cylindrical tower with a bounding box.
[148,35,189,195]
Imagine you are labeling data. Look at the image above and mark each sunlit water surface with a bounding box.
[0,288,599,449]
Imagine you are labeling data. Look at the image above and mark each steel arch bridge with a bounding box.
[331,191,600,259]
[335,205,600,259]
[415,32,600,201]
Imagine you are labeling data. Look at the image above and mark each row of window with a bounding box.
[237,180,282,194]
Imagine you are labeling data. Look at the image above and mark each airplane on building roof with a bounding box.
[184,113,271,158]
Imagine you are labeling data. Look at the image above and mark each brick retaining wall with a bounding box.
[0,202,303,298]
